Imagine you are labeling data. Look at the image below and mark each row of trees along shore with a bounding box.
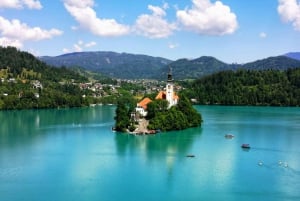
[114,94,203,132]
[1,46,300,110]
[182,68,300,106]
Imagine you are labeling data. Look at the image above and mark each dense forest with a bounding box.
[183,69,300,106]
[0,46,87,82]
[114,96,137,132]
[147,95,202,131]
[0,46,93,109]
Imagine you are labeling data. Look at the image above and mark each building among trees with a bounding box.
[114,67,202,133]
[135,67,179,117]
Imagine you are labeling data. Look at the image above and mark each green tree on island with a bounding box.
[114,101,130,132]
[114,96,137,132]
[147,94,202,131]
[114,94,203,132]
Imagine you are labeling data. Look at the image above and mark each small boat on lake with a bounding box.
[186,154,195,158]
[241,144,250,149]
[225,134,234,139]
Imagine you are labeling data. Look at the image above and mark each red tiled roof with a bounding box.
[155,91,166,100]
[138,91,179,110]
[155,91,179,100]
[137,97,152,110]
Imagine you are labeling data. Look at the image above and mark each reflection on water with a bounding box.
[114,129,202,158]
[0,106,115,148]
[1,106,300,201]
[114,128,202,180]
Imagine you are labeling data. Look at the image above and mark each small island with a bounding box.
[114,68,203,133]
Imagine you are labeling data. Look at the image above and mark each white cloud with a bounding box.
[85,41,96,47]
[63,0,130,37]
[0,37,23,48]
[78,40,83,46]
[176,0,238,35]
[134,4,177,38]
[163,2,169,10]
[63,48,70,53]
[0,16,62,48]
[149,5,167,17]
[278,0,300,31]
[168,42,179,49]
[73,43,82,52]
[63,40,97,53]
[0,0,42,10]
[259,32,267,38]
[22,0,42,9]
[71,26,78,30]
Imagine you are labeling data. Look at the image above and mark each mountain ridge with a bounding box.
[40,51,300,80]
[285,52,300,61]
[40,51,172,79]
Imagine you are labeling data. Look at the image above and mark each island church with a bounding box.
[135,68,179,117]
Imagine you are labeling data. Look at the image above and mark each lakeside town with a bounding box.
[1,76,184,105]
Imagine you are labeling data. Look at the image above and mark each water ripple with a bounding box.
[38,122,114,130]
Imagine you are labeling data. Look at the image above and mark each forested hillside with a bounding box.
[0,47,92,109]
[40,51,300,80]
[242,56,300,71]
[169,56,300,80]
[162,56,239,80]
[0,46,87,82]
[183,69,300,106]
[40,51,172,79]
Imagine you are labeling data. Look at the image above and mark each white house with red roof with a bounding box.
[135,97,152,117]
[135,68,179,117]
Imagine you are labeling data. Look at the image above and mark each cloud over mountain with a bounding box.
[63,40,97,53]
[176,0,238,35]
[0,16,62,48]
[134,4,177,38]
[0,0,62,48]
[278,0,300,31]
[63,0,239,38]
[63,0,130,37]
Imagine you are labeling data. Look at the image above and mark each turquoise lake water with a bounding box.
[0,106,300,201]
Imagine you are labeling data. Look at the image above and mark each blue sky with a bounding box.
[0,0,300,63]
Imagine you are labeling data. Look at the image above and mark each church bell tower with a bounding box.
[166,67,174,107]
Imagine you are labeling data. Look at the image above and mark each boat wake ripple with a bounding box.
[38,122,114,130]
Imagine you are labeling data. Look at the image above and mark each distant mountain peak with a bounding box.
[285,52,300,61]
[39,50,300,80]
[39,51,173,79]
